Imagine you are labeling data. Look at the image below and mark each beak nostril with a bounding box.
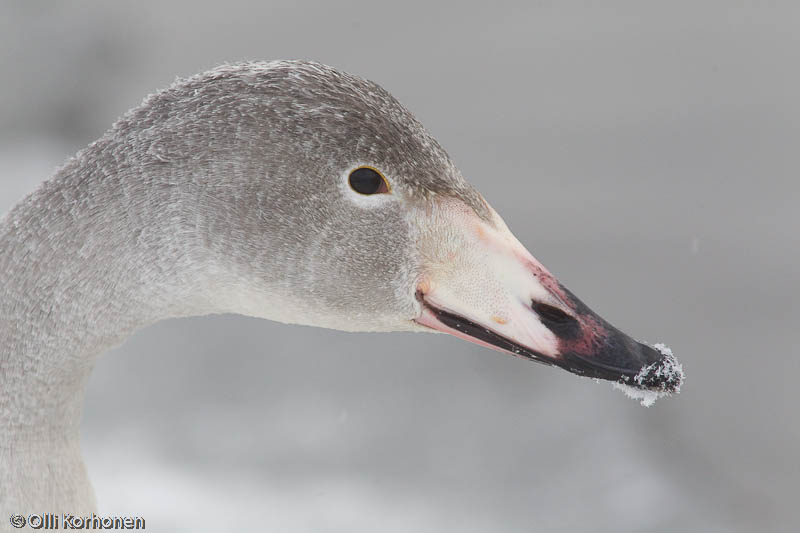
[531,301,581,340]
[531,301,571,322]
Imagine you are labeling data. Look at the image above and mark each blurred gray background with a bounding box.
[1,1,797,531]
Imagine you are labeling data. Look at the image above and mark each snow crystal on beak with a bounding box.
[610,343,685,407]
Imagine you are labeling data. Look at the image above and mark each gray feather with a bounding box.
[0,60,489,516]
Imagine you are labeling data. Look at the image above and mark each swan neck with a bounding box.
[0,149,210,443]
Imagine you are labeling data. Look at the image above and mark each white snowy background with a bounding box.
[1,2,797,532]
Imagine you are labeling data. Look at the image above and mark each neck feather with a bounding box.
[0,142,218,513]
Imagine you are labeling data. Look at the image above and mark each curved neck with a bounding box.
[0,144,213,450]
[0,144,227,515]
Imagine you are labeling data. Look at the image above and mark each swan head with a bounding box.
[146,60,681,394]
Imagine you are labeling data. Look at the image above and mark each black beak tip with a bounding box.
[553,286,684,395]
[624,342,684,393]
[557,338,684,395]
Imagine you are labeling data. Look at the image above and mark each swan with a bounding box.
[0,60,683,521]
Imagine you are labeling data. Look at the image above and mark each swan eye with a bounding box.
[348,167,390,195]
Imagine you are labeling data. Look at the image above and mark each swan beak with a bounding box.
[413,202,683,395]
[416,286,683,393]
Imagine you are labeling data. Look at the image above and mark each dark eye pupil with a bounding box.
[349,167,384,194]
